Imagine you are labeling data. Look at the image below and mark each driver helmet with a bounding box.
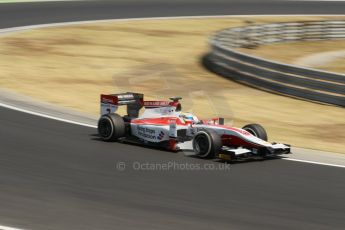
[180,112,199,123]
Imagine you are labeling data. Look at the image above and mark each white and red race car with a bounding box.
[97,92,290,160]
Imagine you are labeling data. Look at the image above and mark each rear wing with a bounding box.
[143,97,182,111]
[100,92,143,117]
[139,97,182,118]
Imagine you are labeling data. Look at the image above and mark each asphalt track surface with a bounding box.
[0,1,345,229]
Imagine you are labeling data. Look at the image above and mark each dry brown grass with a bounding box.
[239,40,345,73]
[0,16,344,153]
[322,56,345,73]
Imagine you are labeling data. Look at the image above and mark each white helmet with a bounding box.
[180,113,199,123]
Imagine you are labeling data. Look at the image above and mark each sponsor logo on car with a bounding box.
[101,95,117,104]
[137,125,157,140]
[157,131,165,140]
[144,101,170,107]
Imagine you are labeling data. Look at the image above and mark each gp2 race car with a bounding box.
[97,92,290,161]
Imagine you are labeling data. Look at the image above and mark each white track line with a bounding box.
[0,0,78,3]
[0,225,25,230]
[2,14,345,36]
[283,158,345,168]
[0,15,344,170]
[299,0,345,1]
[0,102,96,128]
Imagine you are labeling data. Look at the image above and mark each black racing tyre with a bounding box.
[242,123,268,141]
[98,113,126,141]
[192,129,222,159]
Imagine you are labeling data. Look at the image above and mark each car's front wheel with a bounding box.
[242,123,268,141]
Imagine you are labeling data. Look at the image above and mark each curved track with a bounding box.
[0,1,345,229]
[2,0,345,28]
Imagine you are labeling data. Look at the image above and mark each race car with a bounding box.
[97,92,290,161]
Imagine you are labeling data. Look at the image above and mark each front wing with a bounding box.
[219,143,291,161]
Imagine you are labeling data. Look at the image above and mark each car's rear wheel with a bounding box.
[193,129,222,159]
[98,113,126,141]
[242,123,268,141]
